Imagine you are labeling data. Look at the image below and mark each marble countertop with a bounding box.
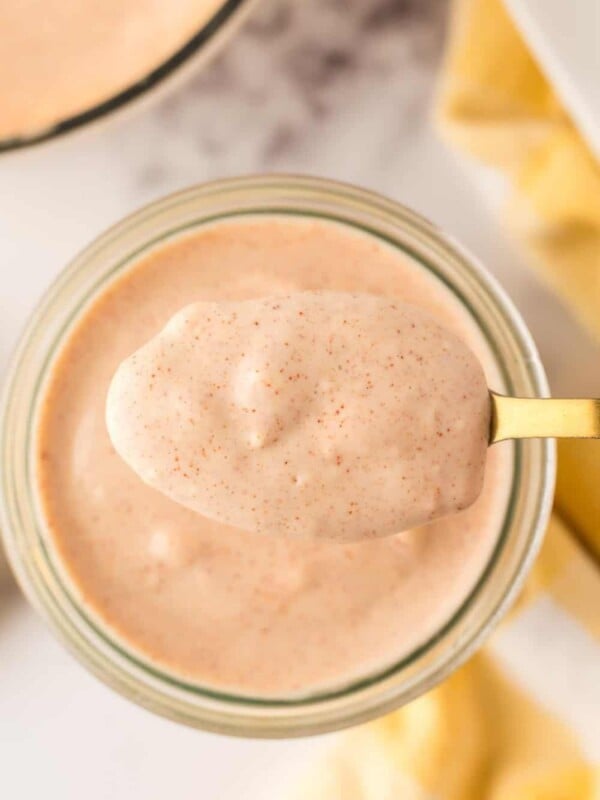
[1,1,599,798]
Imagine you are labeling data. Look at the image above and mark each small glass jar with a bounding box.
[0,175,555,737]
[0,0,257,152]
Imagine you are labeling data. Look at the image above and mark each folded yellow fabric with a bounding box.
[438,0,600,346]
[294,0,599,796]
[294,519,599,799]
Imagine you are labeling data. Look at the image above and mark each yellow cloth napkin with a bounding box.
[295,519,599,799]
[293,0,600,796]
[438,0,600,347]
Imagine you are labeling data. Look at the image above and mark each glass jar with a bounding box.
[0,175,555,736]
[0,0,257,152]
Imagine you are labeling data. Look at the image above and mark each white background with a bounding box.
[1,1,599,797]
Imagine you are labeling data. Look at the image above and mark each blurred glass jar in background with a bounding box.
[0,0,256,151]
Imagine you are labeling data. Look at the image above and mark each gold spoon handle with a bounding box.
[490,393,600,443]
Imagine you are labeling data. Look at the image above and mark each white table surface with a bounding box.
[1,1,599,798]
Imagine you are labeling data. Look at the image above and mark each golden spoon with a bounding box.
[490,393,600,442]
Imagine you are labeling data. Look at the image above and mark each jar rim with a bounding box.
[0,174,556,736]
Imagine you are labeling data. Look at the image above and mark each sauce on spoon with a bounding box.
[107,291,489,541]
